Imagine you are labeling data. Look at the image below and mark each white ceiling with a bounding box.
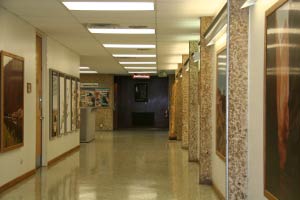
[0,0,226,74]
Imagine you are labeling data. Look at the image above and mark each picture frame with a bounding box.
[49,69,60,139]
[134,83,148,102]
[264,0,300,199]
[65,76,72,133]
[0,51,25,152]
[215,47,227,161]
[71,78,77,131]
[59,73,66,135]
[76,80,80,129]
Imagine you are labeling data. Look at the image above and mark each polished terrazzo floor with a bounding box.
[0,131,219,200]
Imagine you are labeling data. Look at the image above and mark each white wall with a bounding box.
[45,37,80,162]
[248,0,278,199]
[211,35,226,197]
[0,7,80,187]
[0,7,37,186]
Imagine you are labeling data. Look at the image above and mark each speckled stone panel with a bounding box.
[80,74,114,131]
[169,75,177,139]
[227,1,249,199]
[188,41,200,162]
[199,17,213,185]
[175,64,183,140]
[181,55,190,150]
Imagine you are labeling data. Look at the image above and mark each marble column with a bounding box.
[199,16,213,184]
[175,64,183,140]
[227,1,249,199]
[169,75,177,140]
[181,54,189,150]
[188,41,200,162]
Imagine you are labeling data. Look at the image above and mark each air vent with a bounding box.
[128,25,148,29]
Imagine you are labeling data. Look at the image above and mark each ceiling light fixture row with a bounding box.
[63,2,155,11]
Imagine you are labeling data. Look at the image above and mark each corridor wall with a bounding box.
[248,0,278,199]
[0,7,80,189]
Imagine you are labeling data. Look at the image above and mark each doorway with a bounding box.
[36,34,43,168]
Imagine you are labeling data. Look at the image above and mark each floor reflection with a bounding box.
[0,131,219,200]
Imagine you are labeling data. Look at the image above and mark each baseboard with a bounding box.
[212,182,225,200]
[0,169,36,193]
[48,145,80,167]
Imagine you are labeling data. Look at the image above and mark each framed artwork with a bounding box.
[216,47,227,160]
[80,88,95,107]
[95,88,110,107]
[76,80,80,129]
[66,77,72,133]
[49,70,60,139]
[0,51,24,152]
[59,74,66,135]
[71,78,77,131]
[265,0,300,199]
[135,83,148,102]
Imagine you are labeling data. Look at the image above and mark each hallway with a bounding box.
[0,131,218,200]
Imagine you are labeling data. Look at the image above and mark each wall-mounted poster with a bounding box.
[66,77,72,133]
[59,75,65,135]
[0,51,24,151]
[135,83,148,102]
[216,48,227,160]
[71,79,77,131]
[80,88,95,107]
[50,70,60,139]
[265,0,300,199]
[76,80,80,129]
[95,88,110,107]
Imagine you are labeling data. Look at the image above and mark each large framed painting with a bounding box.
[49,70,60,139]
[0,51,24,152]
[265,0,300,199]
[76,80,80,129]
[95,88,110,107]
[71,78,77,131]
[59,74,66,135]
[135,83,148,102]
[66,77,72,133]
[216,47,226,160]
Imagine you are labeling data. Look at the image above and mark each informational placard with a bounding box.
[95,88,110,107]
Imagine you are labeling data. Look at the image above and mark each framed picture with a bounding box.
[71,78,77,131]
[95,88,110,107]
[135,83,148,102]
[0,51,24,152]
[59,74,66,135]
[76,80,80,129]
[65,77,72,133]
[264,0,300,199]
[216,47,227,160]
[49,70,60,139]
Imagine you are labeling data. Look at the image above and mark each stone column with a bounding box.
[199,16,213,184]
[175,64,183,140]
[188,41,200,162]
[181,54,189,149]
[169,75,177,140]
[227,1,249,199]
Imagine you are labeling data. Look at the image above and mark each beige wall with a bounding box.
[248,0,277,199]
[0,7,37,187]
[0,7,80,187]
[46,37,80,162]
[80,74,114,131]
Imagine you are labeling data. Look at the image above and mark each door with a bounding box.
[36,34,43,168]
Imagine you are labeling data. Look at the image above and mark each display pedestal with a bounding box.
[80,107,96,143]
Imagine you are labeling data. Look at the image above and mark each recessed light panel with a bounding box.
[128,71,157,74]
[113,54,156,58]
[103,44,156,49]
[88,28,155,34]
[63,2,154,11]
[80,71,98,74]
[120,62,156,65]
[124,67,157,70]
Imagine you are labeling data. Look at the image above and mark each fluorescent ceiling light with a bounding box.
[88,28,155,34]
[120,62,156,65]
[80,66,90,69]
[80,70,98,74]
[218,62,226,66]
[103,44,156,49]
[113,54,156,58]
[124,67,157,69]
[128,71,157,74]
[62,2,154,11]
